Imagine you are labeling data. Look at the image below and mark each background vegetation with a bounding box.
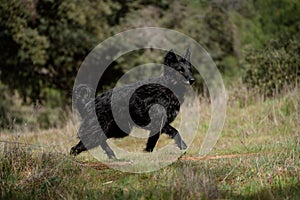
[0,0,299,199]
[0,0,299,129]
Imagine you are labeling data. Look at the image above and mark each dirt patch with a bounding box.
[78,160,134,170]
[180,152,261,161]
[78,153,262,170]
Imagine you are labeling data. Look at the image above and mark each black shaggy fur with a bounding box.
[70,49,195,158]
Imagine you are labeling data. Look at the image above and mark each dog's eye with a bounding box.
[178,67,185,73]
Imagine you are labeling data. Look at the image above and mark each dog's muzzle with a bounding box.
[189,78,195,85]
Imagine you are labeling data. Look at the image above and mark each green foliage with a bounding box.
[114,1,241,91]
[232,0,300,95]
[253,0,300,37]
[37,108,67,129]
[1,0,299,102]
[244,36,300,96]
[202,6,238,65]
[234,0,300,49]
[0,0,121,103]
[1,0,300,130]
[0,82,68,130]
[0,82,10,129]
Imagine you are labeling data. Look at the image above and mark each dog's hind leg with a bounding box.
[144,131,160,152]
[163,124,187,150]
[99,139,117,159]
[70,139,116,159]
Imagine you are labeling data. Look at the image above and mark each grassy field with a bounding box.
[1,87,299,199]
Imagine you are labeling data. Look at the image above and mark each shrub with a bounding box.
[0,82,11,129]
[243,36,300,96]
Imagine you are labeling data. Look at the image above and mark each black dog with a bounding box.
[70,49,195,158]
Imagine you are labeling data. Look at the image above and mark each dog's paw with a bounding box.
[70,147,79,156]
[108,154,117,160]
[179,141,187,150]
[143,147,154,152]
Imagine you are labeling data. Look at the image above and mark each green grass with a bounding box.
[1,87,299,199]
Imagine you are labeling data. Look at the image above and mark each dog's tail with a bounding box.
[73,84,94,118]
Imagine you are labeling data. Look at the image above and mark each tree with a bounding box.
[0,0,121,104]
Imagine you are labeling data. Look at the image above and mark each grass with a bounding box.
[0,86,299,199]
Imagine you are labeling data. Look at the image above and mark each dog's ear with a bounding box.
[182,48,191,62]
[164,49,178,65]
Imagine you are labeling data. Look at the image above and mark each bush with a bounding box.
[37,108,67,129]
[0,82,11,129]
[243,36,300,96]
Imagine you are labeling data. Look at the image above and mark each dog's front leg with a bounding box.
[99,139,117,159]
[144,131,160,152]
[163,124,187,150]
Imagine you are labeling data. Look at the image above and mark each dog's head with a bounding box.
[164,49,195,85]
